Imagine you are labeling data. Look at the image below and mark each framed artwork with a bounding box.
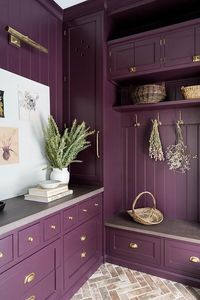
[0,127,19,164]
[0,90,5,118]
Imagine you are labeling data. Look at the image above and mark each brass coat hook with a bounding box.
[177,111,184,125]
[134,114,140,127]
[157,112,162,125]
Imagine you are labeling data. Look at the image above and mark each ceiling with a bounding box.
[53,0,87,9]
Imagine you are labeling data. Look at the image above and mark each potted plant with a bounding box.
[44,115,94,184]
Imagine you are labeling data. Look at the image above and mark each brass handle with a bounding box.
[51,225,56,230]
[81,251,87,258]
[190,256,200,263]
[94,203,99,207]
[96,131,100,158]
[24,272,36,284]
[68,216,73,220]
[27,236,34,243]
[26,296,36,300]
[80,235,87,241]
[129,66,136,73]
[82,209,87,213]
[129,242,138,249]
[0,251,4,258]
[192,55,200,62]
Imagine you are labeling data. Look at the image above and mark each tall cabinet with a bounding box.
[63,12,104,186]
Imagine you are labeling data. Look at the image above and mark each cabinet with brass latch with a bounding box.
[108,18,200,81]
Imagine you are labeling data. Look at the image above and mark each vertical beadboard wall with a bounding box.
[0,0,63,126]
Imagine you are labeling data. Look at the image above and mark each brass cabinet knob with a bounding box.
[24,272,36,284]
[190,256,200,263]
[129,66,136,73]
[0,251,4,258]
[80,235,87,241]
[26,296,36,300]
[94,203,99,207]
[81,251,87,258]
[27,236,34,243]
[192,55,200,62]
[82,209,87,213]
[51,225,56,230]
[129,242,138,249]
[68,216,73,220]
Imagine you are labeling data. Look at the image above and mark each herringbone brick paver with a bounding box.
[71,263,200,300]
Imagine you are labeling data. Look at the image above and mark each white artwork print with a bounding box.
[0,68,50,200]
[18,88,39,121]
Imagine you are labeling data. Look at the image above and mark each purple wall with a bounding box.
[0,0,63,126]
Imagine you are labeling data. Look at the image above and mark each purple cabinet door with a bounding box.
[109,42,134,78]
[65,13,103,186]
[18,222,41,256]
[0,235,13,269]
[134,36,161,72]
[164,26,195,67]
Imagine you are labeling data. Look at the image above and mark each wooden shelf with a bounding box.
[113,99,200,112]
[105,212,200,244]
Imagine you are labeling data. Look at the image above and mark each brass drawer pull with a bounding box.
[26,296,36,300]
[80,235,87,241]
[192,55,200,62]
[27,236,34,243]
[129,242,138,249]
[129,66,136,73]
[51,225,56,230]
[81,251,87,258]
[24,272,36,284]
[82,209,87,213]
[190,256,200,263]
[0,251,4,258]
[94,203,99,207]
[96,131,100,158]
[68,216,73,220]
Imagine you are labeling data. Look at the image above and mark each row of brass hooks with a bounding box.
[133,111,184,127]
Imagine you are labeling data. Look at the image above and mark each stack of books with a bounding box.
[24,185,73,203]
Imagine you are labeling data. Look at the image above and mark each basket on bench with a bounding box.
[127,191,163,225]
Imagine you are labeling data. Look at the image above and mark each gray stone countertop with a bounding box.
[0,185,104,235]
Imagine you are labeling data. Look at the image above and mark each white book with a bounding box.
[28,184,68,197]
[24,190,73,203]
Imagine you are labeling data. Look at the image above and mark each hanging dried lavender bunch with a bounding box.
[165,122,191,173]
[149,119,165,161]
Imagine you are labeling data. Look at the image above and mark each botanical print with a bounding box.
[0,127,19,165]
[0,90,5,118]
[18,89,39,121]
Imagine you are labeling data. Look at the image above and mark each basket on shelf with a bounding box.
[181,85,200,100]
[127,191,163,225]
[130,83,166,104]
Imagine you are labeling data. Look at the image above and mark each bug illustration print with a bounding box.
[0,127,19,165]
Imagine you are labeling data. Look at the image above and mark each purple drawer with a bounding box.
[64,217,97,260]
[78,195,102,223]
[44,213,61,241]
[0,241,59,299]
[0,235,13,268]
[165,239,200,276]
[63,206,77,231]
[19,223,41,256]
[107,228,161,266]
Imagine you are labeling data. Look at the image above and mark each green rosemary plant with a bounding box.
[44,116,95,169]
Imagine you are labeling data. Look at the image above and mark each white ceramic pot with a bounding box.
[50,167,69,184]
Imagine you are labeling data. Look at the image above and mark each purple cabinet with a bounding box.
[64,12,103,185]
[0,235,13,269]
[18,222,41,256]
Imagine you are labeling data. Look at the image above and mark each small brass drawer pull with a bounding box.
[68,216,73,220]
[129,66,136,73]
[24,272,36,284]
[0,251,4,258]
[27,236,34,243]
[192,55,200,62]
[94,203,99,207]
[80,235,87,241]
[129,242,138,249]
[81,251,87,258]
[82,209,87,213]
[51,225,56,230]
[26,296,36,300]
[190,256,200,263]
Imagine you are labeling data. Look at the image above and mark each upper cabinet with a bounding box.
[108,20,200,81]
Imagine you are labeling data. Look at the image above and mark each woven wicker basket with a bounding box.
[127,191,163,225]
[130,84,166,104]
[181,85,200,99]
